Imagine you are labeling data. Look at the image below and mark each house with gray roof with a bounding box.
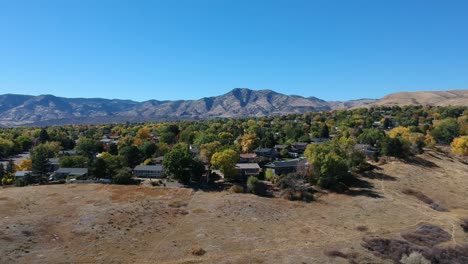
[133,165,164,178]
[235,163,260,177]
[52,168,88,179]
[264,158,308,176]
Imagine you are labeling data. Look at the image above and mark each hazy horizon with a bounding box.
[1,1,468,101]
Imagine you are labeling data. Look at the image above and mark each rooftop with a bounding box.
[134,165,164,171]
[236,163,260,170]
[55,168,88,175]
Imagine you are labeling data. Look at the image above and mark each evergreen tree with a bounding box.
[6,159,15,174]
[0,163,5,183]
[31,145,50,177]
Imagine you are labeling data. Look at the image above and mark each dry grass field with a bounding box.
[1,149,467,264]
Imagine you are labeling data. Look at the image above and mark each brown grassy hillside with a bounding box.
[0,149,467,263]
[370,90,468,107]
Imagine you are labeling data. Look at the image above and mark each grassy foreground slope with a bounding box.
[0,149,467,264]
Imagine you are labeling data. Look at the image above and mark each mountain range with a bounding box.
[0,88,466,127]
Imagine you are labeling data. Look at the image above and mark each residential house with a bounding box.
[274,144,289,153]
[310,138,331,144]
[291,143,308,154]
[58,150,78,156]
[15,171,32,179]
[52,168,88,180]
[354,144,377,159]
[254,148,279,158]
[48,158,60,172]
[133,165,164,178]
[153,156,164,164]
[235,163,260,177]
[239,153,257,163]
[264,158,308,176]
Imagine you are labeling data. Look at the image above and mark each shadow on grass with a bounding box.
[405,156,439,168]
[361,170,397,181]
[340,176,383,199]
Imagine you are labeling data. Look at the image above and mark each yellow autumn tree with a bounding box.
[136,127,151,140]
[457,115,468,136]
[17,159,32,171]
[451,136,468,156]
[388,126,410,140]
[238,133,259,153]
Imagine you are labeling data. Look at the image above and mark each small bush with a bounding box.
[191,245,206,256]
[427,244,468,264]
[150,180,162,186]
[401,224,451,248]
[461,219,468,233]
[191,208,206,214]
[228,185,244,193]
[325,250,347,259]
[401,251,431,264]
[356,225,369,232]
[362,237,425,263]
[168,200,188,208]
[247,176,266,195]
[15,178,27,187]
[280,188,313,202]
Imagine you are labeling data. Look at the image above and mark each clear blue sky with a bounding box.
[0,0,467,101]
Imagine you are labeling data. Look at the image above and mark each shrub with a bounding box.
[113,167,135,185]
[228,184,244,193]
[150,180,162,186]
[324,250,347,259]
[401,224,451,248]
[247,176,266,195]
[362,237,425,263]
[15,178,27,187]
[461,219,468,233]
[280,188,313,202]
[356,225,368,232]
[168,200,188,208]
[1,175,14,185]
[191,245,206,256]
[401,251,431,264]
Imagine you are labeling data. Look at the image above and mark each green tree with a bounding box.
[247,176,266,195]
[76,137,99,159]
[140,141,157,159]
[39,128,50,143]
[6,159,16,174]
[113,167,134,185]
[92,158,108,179]
[59,156,88,168]
[0,163,5,184]
[319,124,330,138]
[381,137,408,158]
[431,118,460,143]
[0,138,14,159]
[119,145,143,168]
[163,144,193,184]
[31,144,51,177]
